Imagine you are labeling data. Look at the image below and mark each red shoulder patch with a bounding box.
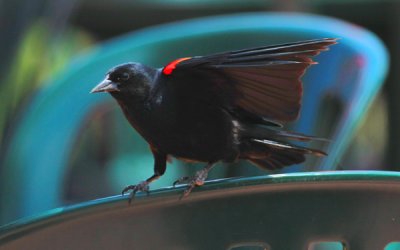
[162,57,192,75]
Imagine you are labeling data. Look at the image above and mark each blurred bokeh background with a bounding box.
[0,0,397,225]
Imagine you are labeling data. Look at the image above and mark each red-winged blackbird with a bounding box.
[91,38,337,200]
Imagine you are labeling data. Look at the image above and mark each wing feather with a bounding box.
[168,38,337,122]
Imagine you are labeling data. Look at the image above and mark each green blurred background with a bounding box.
[0,0,397,222]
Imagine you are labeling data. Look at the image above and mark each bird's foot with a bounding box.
[121,181,150,204]
[173,167,210,199]
[173,176,190,187]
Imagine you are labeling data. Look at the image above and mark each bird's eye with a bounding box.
[118,72,130,81]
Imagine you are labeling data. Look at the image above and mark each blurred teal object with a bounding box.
[1,171,400,249]
[1,13,388,224]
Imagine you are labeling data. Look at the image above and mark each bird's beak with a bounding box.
[90,79,120,93]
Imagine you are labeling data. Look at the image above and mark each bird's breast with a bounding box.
[116,89,239,162]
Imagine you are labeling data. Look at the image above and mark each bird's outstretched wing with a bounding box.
[161,38,337,123]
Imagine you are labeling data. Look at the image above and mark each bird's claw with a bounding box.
[174,167,210,199]
[121,181,150,204]
[173,176,191,187]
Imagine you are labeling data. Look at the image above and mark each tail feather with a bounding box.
[240,137,327,171]
[240,123,329,143]
[249,150,305,170]
[274,130,330,142]
[251,139,327,157]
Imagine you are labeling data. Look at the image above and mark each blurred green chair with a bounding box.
[1,171,400,250]
[1,12,388,224]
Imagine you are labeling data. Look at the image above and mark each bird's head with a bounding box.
[90,63,154,98]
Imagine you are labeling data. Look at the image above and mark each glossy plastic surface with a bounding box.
[1,171,400,250]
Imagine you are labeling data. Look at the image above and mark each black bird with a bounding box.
[91,38,337,199]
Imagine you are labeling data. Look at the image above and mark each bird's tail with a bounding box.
[239,125,327,170]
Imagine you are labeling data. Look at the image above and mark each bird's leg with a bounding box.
[174,162,215,198]
[121,148,166,204]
